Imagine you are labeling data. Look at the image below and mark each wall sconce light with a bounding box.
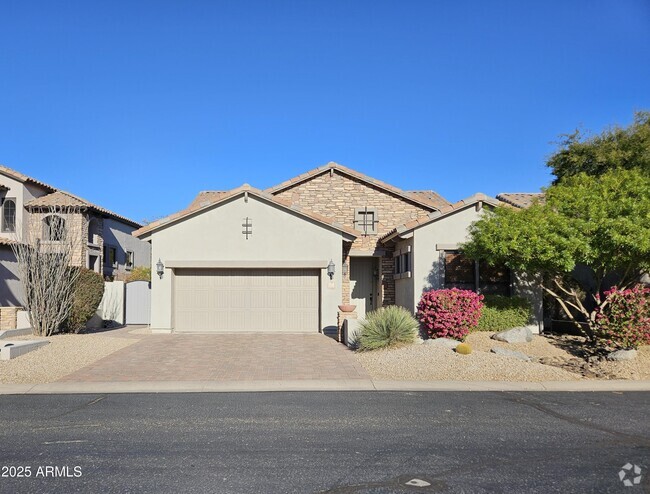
[327,260,335,280]
[156,258,165,279]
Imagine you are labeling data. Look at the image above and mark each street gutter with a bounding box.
[1,379,650,394]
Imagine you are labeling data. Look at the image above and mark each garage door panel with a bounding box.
[174,268,319,332]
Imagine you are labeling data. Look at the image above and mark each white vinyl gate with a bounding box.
[125,281,151,325]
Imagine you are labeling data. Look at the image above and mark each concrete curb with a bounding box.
[1,379,650,394]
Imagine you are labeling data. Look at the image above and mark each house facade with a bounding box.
[134,162,542,335]
[0,165,151,306]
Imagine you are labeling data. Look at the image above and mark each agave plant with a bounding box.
[357,305,419,351]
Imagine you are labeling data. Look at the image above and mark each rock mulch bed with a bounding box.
[355,338,581,382]
[0,333,138,384]
[355,332,650,381]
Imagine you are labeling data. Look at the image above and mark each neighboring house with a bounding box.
[0,165,151,307]
[134,162,543,335]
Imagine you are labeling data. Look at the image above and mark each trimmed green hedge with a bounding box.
[475,295,532,331]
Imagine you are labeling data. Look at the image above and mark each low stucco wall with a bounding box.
[87,281,125,327]
[147,194,345,333]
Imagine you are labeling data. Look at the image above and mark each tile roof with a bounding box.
[133,184,359,239]
[25,191,141,228]
[407,190,452,210]
[0,165,57,192]
[380,193,502,242]
[266,161,450,211]
[496,193,544,208]
[187,191,229,209]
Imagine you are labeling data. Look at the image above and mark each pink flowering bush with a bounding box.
[416,288,484,340]
[594,285,650,349]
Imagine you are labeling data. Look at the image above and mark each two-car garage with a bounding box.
[136,185,355,334]
[173,268,320,333]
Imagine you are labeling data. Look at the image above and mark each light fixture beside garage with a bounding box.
[156,258,164,279]
[327,259,335,280]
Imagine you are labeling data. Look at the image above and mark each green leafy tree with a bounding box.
[548,111,650,182]
[462,168,650,340]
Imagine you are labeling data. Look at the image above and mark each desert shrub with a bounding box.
[455,342,472,355]
[594,285,650,349]
[416,288,483,340]
[357,305,419,351]
[476,295,532,331]
[126,266,151,282]
[63,268,105,333]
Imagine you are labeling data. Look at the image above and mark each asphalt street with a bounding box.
[0,392,648,493]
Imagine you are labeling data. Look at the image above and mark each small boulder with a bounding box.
[607,349,638,361]
[413,336,425,345]
[491,347,531,362]
[492,327,533,344]
[424,338,460,350]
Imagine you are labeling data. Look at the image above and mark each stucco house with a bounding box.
[134,162,542,336]
[0,165,151,309]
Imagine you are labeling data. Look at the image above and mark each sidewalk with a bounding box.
[2,379,650,394]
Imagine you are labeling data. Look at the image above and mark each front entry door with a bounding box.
[350,257,377,318]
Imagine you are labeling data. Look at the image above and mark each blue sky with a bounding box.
[1,1,649,223]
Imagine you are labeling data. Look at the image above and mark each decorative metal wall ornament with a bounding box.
[360,206,373,235]
[242,217,253,239]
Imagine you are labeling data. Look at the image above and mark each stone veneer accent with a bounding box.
[27,210,104,271]
[274,170,431,308]
[337,310,357,342]
[0,307,20,330]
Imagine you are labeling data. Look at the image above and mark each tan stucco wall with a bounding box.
[148,194,345,332]
[412,206,483,309]
[0,175,49,243]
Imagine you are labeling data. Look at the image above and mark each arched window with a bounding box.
[43,215,66,241]
[2,199,16,233]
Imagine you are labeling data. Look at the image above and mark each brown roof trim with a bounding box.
[380,193,501,243]
[0,165,57,192]
[266,162,448,211]
[25,191,141,228]
[133,184,359,239]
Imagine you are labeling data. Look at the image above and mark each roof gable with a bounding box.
[0,164,57,192]
[266,162,450,211]
[133,184,358,239]
[25,190,141,228]
[380,193,501,242]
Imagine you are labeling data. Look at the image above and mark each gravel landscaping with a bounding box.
[354,331,650,382]
[0,333,138,384]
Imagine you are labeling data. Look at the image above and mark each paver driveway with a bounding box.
[59,332,369,382]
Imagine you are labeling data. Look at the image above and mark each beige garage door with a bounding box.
[174,268,320,332]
